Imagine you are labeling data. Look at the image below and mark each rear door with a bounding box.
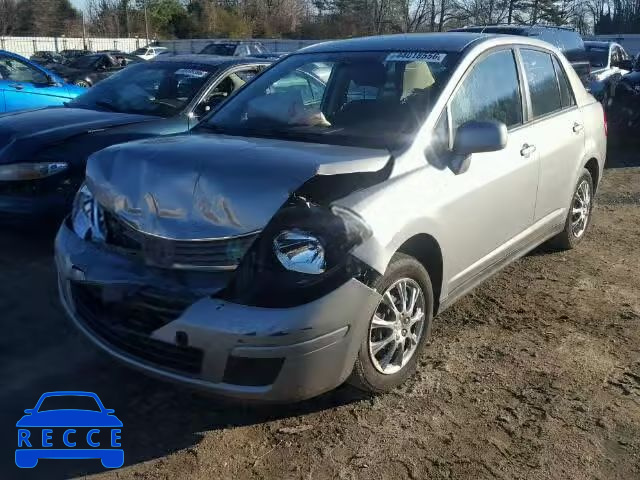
[519,48,585,223]
[0,54,69,112]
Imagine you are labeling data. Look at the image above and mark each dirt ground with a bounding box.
[1,150,638,480]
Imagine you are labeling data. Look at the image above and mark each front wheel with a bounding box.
[349,253,433,394]
[548,168,594,250]
[74,80,91,88]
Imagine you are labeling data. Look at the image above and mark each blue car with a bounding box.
[0,50,84,112]
[15,391,123,469]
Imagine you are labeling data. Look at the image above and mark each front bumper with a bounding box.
[55,221,381,402]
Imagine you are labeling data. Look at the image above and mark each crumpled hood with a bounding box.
[87,134,390,239]
[0,107,155,165]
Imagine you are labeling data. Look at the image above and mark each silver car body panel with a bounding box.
[56,34,607,401]
[86,134,390,240]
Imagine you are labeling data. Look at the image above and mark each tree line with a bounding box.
[0,0,639,40]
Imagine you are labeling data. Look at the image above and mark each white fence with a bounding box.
[156,38,323,55]
[2,34,640,60]
[591,34,640,55]
[0,36,145,58]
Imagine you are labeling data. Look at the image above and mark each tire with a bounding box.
[348,253,434,394]
[547,168,594,250]
[74,80,91,88]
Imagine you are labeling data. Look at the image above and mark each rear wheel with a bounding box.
[349,253,433,394]
[548,168,594,250]
[74,80,91,88]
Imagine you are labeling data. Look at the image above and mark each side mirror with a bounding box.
[450,120,507,175]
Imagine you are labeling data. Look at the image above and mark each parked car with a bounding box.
[133,46,168,60]
[56,33,606,402]
[199,40,268,57]
[0,50,84,113]
[584,41,634,105]
[0,56,271,220]
[60,49,93,62]
[47,52,143,87]
[450,25,592,84]
[608,56,640,140]
[30,51,64,66]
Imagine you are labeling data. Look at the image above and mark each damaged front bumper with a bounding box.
[55,221,381,402]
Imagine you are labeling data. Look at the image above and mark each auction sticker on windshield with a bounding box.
[15,391,123,469]
[175,68,209,78]
[386,52,447,63]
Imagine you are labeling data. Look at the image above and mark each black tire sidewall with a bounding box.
[352,253,434,393]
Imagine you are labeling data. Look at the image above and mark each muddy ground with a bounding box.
[1,150,638,480]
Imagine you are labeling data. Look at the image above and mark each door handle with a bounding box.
[573,122,584,133]
[9,83,23,90]
[520,144,536,157]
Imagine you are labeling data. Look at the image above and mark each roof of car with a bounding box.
[584,41,614,48]
[453,24,576,33]
[151,54,272,66]
[298,33,489,54]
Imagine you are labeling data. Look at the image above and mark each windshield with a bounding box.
[202,51,458,149]
[69,55,102,69]
[37,395,101,412]
[201,44,237,56]
[68,62,219,116]
[586,47,609,68]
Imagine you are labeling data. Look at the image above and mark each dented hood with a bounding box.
[0,107,155,165]
[87,133,390,239]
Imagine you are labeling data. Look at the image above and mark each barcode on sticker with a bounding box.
[385,52,447,63]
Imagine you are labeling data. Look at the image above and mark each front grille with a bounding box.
[103,211,257,270]
[70,282,203,375]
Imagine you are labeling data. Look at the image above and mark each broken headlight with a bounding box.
[274,229,326,275]
[71,184,105,241]
[223,202,375,307]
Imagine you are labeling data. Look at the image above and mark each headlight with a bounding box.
[71,184,105,241]
[271,205,370,276]
[224,200,374,308]
[0,162,67,181]
[274,229,326,274]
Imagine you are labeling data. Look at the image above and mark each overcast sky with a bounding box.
[71,0,87,12]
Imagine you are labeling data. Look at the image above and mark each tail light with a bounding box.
[603,108,608,137]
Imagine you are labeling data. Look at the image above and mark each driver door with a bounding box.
[0,54,69,112]
[432,48,539,292]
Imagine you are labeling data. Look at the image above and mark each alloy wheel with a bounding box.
[571,179,592,239]
[368,278,426,375]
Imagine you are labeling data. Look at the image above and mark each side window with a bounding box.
[347,80,379,101]
[0,55,47,83]
[270,71,326,105]
[449,49,523,134]
[552,56,575,109]
[521,49,562,119]
[611,47,621,67]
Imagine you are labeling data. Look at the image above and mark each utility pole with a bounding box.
[144,5,150,47]
[81,11,87,50]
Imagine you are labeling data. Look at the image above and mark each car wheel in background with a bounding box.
[74,80,91,88]
[548,168,594,250]
[349,253,434,394]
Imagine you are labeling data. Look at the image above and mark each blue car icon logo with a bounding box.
[15,391,123,469]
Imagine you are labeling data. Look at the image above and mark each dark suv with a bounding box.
[450,25,591,84]
[199,41,268,57]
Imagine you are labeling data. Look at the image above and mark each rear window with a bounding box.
[521,49,562,118]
